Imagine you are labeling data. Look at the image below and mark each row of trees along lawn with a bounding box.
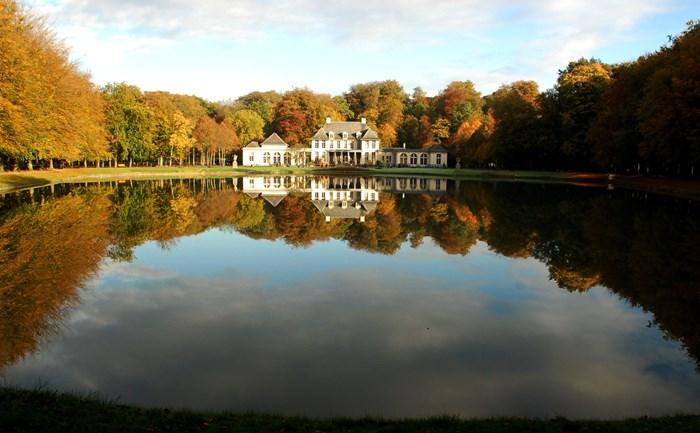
[1,0,699,175]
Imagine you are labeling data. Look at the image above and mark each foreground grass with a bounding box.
[1,387,698,433]
[2,166,700,200]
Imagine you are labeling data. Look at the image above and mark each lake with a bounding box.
[1,175,699,418]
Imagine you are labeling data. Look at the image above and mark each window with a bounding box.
[322,141,326,149]
[436,153,442,165]
[435,179,441,190]
[342,132,348,139]
[273,177,281,188]
[410,153,418,165]
[249,154,254,162]
[314,192,319,199]
[263,152,270,164]
[329,132,335,139]
[273,152,281,164]
[313,141,318,148]
[420,153,428,166]
[410,178,417,189]
[283,152,291,165]
[400,153,407,165]
[263,177,271,188]
[249,178,255,187]
[419,178,427,189]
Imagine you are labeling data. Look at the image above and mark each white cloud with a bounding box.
[23,0,675,98]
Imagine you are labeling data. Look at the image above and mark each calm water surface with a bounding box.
[1,176,699,418]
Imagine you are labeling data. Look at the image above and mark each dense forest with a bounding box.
[1,179,698,369]
[1,0,699,175]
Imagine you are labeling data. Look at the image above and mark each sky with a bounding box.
[24,0,700,101]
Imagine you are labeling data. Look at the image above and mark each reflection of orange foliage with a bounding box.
[550,267,601,292]
[0,192,112,368]
[194,190,241,228]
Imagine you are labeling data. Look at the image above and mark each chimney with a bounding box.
[325,117,331,124]
[361,117,366,125]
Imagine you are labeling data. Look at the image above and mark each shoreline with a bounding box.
[1,387,698,433]
[2,166,700,200]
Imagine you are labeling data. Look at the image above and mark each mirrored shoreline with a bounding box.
[1,176,699,417]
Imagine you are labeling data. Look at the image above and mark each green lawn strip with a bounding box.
[0,174,51,192]
[2,167,700,200]
[1,387,698,433]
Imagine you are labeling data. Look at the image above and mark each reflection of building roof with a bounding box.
[261,133,288,146]
[245,192,260,198]
[245,141,260,148]
[361,201,378,213]
[311,199,378,220]
[261,194,286,207]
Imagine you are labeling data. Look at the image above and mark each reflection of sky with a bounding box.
[6,229,700,418]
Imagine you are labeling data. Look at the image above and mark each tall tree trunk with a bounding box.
[129,157,133,167]
[27,159,33,170]
[83,159,87,168]
[48,159,54,169]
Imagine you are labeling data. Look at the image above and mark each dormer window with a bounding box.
[356,131,362,138]
[342,132,348,139]
[329,132,334,139]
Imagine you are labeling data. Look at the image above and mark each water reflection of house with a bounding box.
[241,176,447,220]
[310,177,380,222]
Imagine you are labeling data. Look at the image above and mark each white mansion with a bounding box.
[242,118,448,168]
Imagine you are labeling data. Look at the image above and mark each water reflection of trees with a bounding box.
[0,178,698,369]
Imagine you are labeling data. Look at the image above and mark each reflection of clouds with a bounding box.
[6,263,700,418]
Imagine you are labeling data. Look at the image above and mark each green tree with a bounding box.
[227,109,264,146]
[103,83,155,166]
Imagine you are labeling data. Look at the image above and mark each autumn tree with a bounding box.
[1,0,107,169]
[345,80,407,146]
[169,111,195,166]
[486,81,543,168]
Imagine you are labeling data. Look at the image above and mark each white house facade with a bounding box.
[242,118,449,168]
[242,133,309,167]
[310,118,381,165]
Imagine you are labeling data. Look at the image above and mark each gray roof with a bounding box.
[311,120,379,143]
[245,141,260,148]
[261,133,288,146]
[362,129,379,139]
[428,144,448,153]
[381,146,448,154]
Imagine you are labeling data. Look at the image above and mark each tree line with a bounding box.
[1,0,698,175]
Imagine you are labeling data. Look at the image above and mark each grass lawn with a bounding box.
[2,166,700,200]
[1,387,698,433]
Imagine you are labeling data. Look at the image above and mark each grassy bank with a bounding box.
[2,166,700,200]
[0,387,698,433]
